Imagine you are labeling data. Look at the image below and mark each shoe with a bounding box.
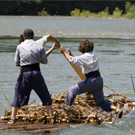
[7,119,16,125]
[116,109,123,120]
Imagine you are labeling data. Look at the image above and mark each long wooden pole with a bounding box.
[3,94,11,107]
[59,46,86,81]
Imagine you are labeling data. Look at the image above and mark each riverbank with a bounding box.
[0,16,135,39]
[37,2,135,20]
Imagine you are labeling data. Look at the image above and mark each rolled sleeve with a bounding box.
[36,35,48,47]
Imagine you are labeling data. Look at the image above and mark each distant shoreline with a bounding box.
[0,15,132,20]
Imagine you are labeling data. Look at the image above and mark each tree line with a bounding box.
[0,1,135,18]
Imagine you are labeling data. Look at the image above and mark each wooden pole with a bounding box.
[130,74,135,93]
[3,94,11,107]
[59,46,86,81]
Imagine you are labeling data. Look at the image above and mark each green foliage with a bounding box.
[70,3,135,19]
[1,1,135,19]
[70,8,80,17]
[123,2,135,19]
[80,10,91,17]
[97,7,109,18]
[70,7,110,18]
[71,9,94,18]
[37,8,48,16]
[112,7,123,18]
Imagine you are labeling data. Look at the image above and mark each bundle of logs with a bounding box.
[1,46,134,129]
[1,82,134,125]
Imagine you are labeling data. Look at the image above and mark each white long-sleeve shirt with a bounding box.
[69,52,99,74]
[14,39,47,66]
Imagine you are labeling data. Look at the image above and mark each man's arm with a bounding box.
[60,47,75,60]
[47,34,60,48]
[46,43,58,57]
[36,34,60,57]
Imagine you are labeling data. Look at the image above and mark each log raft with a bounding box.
[1,46,135,133]
[0,91,134,133]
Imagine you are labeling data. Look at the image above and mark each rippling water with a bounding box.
[1,16,135,38]
[0,16,135,135]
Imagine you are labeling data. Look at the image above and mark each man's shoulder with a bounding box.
[33,41,45,51]
[34,41,44,48]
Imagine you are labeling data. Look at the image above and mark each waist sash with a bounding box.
[85,70,100,79]
[21,63,40,73]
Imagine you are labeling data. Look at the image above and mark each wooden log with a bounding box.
[0,120,78,133]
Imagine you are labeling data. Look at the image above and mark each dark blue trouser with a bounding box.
[12,70,52,108]
[65,77,112,112]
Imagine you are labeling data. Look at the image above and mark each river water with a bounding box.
[0,16,135,135]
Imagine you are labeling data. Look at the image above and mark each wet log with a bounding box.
[0,120,77,133]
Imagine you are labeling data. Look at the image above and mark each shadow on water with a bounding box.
[0,36,135,53]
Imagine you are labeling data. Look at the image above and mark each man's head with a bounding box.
[78,40,94,54]
[23,29,34,39]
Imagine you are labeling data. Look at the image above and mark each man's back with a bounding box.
[14,39,47,66]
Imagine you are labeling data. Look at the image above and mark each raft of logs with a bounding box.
[0,46,135,133]
[0,82,135,133]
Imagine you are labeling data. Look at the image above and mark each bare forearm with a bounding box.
[46,47,54,57]
[63,51,72,60]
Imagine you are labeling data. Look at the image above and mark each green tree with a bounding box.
[123,2,135,19]
[112,7,123,18]
[70,8,80,17]
[80,10,91,17]
[97,7,109,18]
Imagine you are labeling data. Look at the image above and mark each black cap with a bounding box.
[23,29,34,37]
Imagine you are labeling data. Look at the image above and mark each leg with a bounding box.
[89,77,123,118]
[9,72,32,124]
[32,71,52,116]
[12,72,32,107]
[11,106,18,120]
[7,106,18,124]
[45,105,53,117]
[92,89,112,112]
[92,88,123,119]
[65,77,105,106]
[65,82,86,106]
[20,90,31,108]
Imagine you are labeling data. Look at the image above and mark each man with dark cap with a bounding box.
[8,29,60,124]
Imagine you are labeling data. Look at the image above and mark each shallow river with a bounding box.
[0,16,135,135]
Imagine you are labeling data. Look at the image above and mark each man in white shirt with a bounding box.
[61,40,123,120]
[8,29,60,124]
